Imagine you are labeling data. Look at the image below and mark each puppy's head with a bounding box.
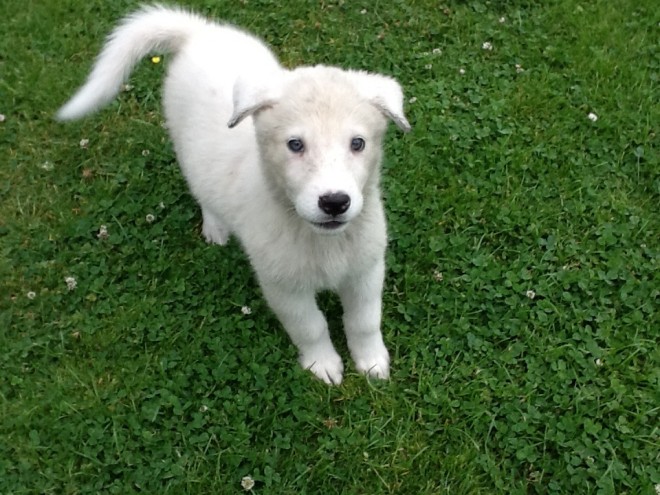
[229,66,409,234]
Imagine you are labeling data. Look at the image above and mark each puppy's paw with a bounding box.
[201,216,229,246]
[299,348,344,385]
[352,344,390,380]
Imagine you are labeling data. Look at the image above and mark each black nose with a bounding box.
[318,192,351,216]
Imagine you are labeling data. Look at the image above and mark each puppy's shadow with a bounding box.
[317,291,348,353]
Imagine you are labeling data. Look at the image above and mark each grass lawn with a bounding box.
[1,0,658,493]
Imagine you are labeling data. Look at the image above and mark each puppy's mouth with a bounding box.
[311,220,347,231]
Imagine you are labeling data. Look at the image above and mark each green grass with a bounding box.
[1,0,658,493]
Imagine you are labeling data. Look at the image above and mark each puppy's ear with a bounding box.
[350,71,411,132]
[227,72,286,128]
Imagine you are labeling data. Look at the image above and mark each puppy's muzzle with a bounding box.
[313,192,351,231]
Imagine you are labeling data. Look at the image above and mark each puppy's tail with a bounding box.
[57,5,207,121]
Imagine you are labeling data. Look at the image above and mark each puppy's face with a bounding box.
[253,68,388,234]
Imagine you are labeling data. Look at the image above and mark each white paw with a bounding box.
[201,216,229,246]
[299,348,344,385]
[202,225,229,245]
[352,344,390,380]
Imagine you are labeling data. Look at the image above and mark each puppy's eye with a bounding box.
[287,138,304,153]
[351,137,365,152]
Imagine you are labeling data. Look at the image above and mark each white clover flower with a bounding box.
[241,476,255,491]
[425,63,433,70]
[241,305,252,315]
[27,291,36,300]
[459,68,466,75]
[141,149,150,157]
[0,113,5,122]
[499,16,506,23]
[432,47,442,55]
[199,405,209,413]
[588,112,598,122]
[65,276,77,291]
[322,418,338,429]
[122,83,134,92]
[595,358,604,367]
[40,161,54,171]
[79,138,89,149]
[482,41,493,51]
[654,483,660,495]
[408,96,418,104]
[159,202,165,209]
[145,214,155,223]
[360,8,367,14]
[515,63,524,73]
[433,270,443,282]
[526,290,536,300]
[97,225,109,240]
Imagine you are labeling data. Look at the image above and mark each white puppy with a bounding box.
[58,5,410,385]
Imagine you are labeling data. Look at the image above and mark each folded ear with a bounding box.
[227,71,287,128]
[350,71,411,132]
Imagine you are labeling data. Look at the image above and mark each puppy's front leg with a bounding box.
[339,260,390,380]
[261,284,344,385]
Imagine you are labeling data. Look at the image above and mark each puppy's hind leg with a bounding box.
[201,208,230,245]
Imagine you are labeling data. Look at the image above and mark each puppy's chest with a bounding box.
[282,240,361,289]
[252,230,384,291]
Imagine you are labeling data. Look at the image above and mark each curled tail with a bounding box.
[57,5,208,121]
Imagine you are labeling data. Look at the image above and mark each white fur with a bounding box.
[57,5,410,385]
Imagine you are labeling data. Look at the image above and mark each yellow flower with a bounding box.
[151,56,161,64]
